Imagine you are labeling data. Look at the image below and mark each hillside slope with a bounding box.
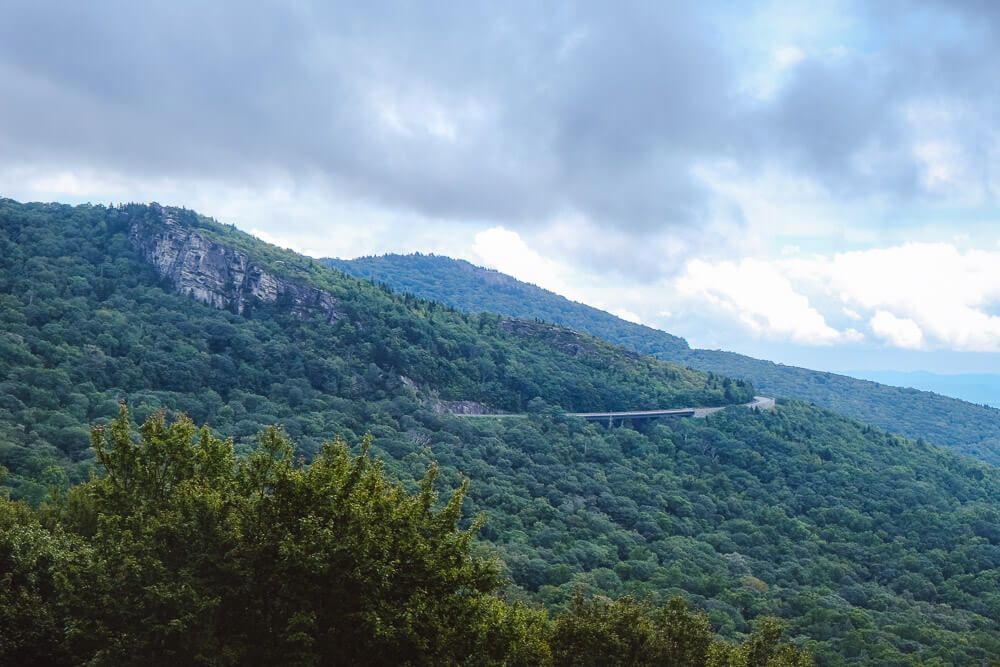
[2,199,999,664]
[0,200,746,500]
[329,253,1000,465]
[326,253,689,358]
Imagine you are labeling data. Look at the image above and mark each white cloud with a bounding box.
[28,170,124,196]
[366,84,488,143]
[870,311,924,349]
[2,165,481,261]
[913,140,962,191]
[901,99,996,201]
[249,228,311,255]
[774,45,805,68]
[675,258,850,345]
[471,227,582,300]
[611,308,642,325]
[791,242,1000,351]
[658,240,1000,352]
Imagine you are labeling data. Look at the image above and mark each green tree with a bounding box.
[549,594,803,667]
[0,491,76,666]
[707,617,812,667]
[30,407,546,665]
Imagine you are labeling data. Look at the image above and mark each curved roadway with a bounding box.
[458,396,776,421]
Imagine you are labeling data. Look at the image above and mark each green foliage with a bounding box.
[1,410,807,665]
[0,199,746,500]
[324,253,690,358]
[2,199,999,663]
[4,408,516,664]
[440,404,1000,665]
[682,349,1000,465]
[0,492,77,666]
[329,252,1000,465]
[549,595,810,667]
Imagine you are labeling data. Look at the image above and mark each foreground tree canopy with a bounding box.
[0,408,809,666]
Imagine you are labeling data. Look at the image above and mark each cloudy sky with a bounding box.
[5,0,1000,373]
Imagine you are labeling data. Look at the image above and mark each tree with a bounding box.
[550,594,782,667]
[21,406,546,665]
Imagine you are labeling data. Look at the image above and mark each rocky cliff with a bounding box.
[129,205,341,323]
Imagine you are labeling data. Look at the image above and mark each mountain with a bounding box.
[680,350,1000,466]
[3,199,1000,664]
[0,200,746,500]
[324,253,690,358]
[327,253,1000,466]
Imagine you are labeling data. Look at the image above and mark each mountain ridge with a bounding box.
[327,252,1000,466]
[326,253,690,358]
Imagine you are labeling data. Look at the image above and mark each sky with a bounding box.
[5,1,1000,373]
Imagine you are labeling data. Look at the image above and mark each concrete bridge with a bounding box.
[566,396,775,424]
[458,396,775,424]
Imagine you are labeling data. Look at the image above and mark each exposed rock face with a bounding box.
[431,399,494,415]
[129,205,341,323]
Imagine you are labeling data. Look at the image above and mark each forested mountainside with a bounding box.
[0,199,746,499]
[329,253,1000,466]
[326,253,690,358]
[681,350,1000,466]
[2,199,1000,664]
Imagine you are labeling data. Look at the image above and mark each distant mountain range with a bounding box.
[327,253,1000,466]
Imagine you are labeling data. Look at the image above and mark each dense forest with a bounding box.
[2,199,1000,664]
[0,407,811,666]
[325,253,690,358]
[329,253,1000,465]
[0,200,746,500]
[681,350,1000,466]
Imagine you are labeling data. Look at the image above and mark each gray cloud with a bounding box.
[3,0,1000,275]
[751,2,1000,201]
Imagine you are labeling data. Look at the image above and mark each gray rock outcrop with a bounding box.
[128,205,341,323]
